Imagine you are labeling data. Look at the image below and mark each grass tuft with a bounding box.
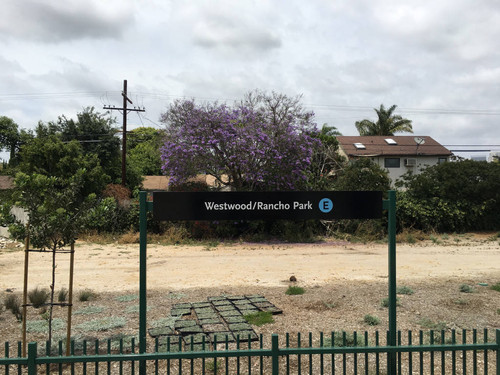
[4,294,22,320]
[58,288,68,302]
[28,287,50,308]
[363,314,380,326]
[381,297,401,308]
[490,282,500,292]
[286,286,305,295]
[244,311,274,326]
[324,332,365,347]
[459,284,475,293]
[396,286,414,295]
[78,289,98,302]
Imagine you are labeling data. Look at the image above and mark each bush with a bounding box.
[4,294,22,320]
[396,286,414,295]
[459,284,475,293]
[381,297,401,308]
[58,288,68,302]
[397,160,500,232]
[28,287,50,308]
[78,289,98,302]
[363,314,380,326]
[490,283,500,292]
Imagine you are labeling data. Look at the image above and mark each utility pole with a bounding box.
[104,80,145,186]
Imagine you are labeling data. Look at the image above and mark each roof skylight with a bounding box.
[385,138,397,145]
[354,143,366,149]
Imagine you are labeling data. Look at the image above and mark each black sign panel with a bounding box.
[153,191,383,221]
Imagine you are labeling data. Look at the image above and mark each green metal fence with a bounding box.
[2,329,498,374]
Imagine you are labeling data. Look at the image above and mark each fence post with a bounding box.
[272,334,279,375]
[27,342,37,375]
[496,329,499,375]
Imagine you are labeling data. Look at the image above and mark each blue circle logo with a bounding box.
[319,198,333,213]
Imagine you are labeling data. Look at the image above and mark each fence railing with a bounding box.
[1,329,499,375]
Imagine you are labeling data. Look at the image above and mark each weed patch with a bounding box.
[396,286,414,295]
[26,318,65,333]
[74,306,105,315]
[28,287,50,308]
[381,297,401,308]
[459,284,475,293]
[363,315,380,326]
[244,311,274,326]
[286,286,305,295]
[324,332,365,347]
[490,282,500,292]
[115,294,138,302]
[75,317,126,332]
[78,289,98,302]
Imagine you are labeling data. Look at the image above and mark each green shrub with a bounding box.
[78,289,98,302]
[244,311,274,326]
[363,314,380,326]
[381,297,401,308]
[4,294,22,320]
[28,287,50,308]
[324,332,365,347]
[418,318,447,330]
[58,288,68,302]
[26,318,65,333]
[396,286,414,295]
[490,282,500,292]
[286,286,305,295]
[459,284,475,293]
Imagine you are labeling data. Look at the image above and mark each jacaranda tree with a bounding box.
[160,92,320,191]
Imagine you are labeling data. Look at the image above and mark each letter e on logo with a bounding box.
[319,198,333,213]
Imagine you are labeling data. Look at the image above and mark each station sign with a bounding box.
[153,191,383,221]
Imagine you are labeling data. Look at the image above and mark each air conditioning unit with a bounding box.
[405,158,416,167]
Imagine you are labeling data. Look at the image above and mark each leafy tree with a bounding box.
[12,172,96,345]
[307,124,345,189]
[127,127,164,176]
[333,158,391,191]
[355,104,413,136]
[17,136,109,198]
[396,160,500,231]
[0,116,19,162]
[160,92,319,191]
[56,107,121,180]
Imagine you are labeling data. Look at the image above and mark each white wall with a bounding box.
[371,156,444,185]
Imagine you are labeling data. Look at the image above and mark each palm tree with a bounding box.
[355,104,413,136]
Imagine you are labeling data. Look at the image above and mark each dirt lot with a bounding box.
[0,233,499,352]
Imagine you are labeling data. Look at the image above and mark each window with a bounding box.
[384,138,397,145]
[384,158,400,168]
[438,157,447,164]
[354,143,366,149]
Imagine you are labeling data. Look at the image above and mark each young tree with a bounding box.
[13,172,95,345]
[160,93,319,191]
[355,104,413,136]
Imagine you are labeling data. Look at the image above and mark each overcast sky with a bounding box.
[1,0,499,161]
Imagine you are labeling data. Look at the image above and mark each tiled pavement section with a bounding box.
[149,295,282,351]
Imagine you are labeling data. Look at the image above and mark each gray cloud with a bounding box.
[0,0,134,42]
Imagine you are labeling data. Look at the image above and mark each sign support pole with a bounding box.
[384,190,397,374]
[139,191,148,375]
